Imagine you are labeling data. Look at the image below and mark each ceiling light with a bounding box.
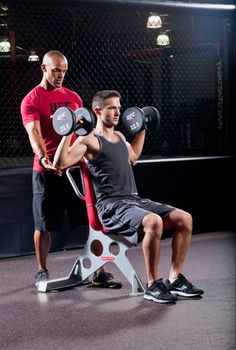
[0,39,10,52]
[157,34,170,46]
[147,14,162,29]
[28,51,39,62]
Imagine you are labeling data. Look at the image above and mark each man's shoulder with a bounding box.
[21,85,41,105]
[61,86,83,104]
[79,131,98,145]
[61,86,81,97]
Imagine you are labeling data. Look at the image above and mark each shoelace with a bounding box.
[104,272,114,281]
[36,269,49,278]
[178,276,193,289]
[151,280,168,293]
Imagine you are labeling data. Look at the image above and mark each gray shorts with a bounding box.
[96,195,175,245]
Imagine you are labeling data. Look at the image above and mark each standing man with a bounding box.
[53,90,204,303]
[21,51,121,289]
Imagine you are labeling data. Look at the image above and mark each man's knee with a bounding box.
[142,213,163,238]
[175,209,193,233]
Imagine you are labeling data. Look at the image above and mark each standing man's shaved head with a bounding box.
[40,50,68,90]
[42,50,68,66]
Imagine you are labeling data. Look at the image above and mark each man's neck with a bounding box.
[39,79,58,91]
[95,126,119,142]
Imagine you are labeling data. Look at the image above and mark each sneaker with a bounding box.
[91,272,122,289]
[144,279,177,303]
[34,269,50,288]
[165,274,204,297]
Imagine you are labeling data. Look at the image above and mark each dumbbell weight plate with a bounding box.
[52,106,76,136]
[74,107,96,136]
[142,106,161,133]
[121,107,145,134]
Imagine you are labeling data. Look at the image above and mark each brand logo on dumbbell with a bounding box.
[126,111,136,122]
[56,111,67,122]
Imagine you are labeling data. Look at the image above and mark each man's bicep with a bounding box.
[21,97,40,125]
[69,139,88,163]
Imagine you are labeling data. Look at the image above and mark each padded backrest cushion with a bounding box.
[80,159,107,232]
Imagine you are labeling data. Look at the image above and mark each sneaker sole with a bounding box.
[144,294,176,303]
[34,280,49,289]
[171,290,204,297]
[91,281,122,289]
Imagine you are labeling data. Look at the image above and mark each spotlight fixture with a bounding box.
[147,13,162,29]
[156,33,170,46]
[0,39,10,52]
[28,51,39,62]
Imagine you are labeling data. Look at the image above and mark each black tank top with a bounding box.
[87,134,138,202]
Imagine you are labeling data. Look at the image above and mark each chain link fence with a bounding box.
[0,0,235,168]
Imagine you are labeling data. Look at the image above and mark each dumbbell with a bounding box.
[52,106,95,136]
[121,106,161,135]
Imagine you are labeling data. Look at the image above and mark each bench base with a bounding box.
[37,227,145,296]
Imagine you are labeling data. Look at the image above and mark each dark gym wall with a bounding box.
[0,156,235,258]
[0,0,235,257]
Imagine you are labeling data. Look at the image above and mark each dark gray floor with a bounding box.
[0,231,235,350]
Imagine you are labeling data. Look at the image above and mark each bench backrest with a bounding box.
[66,158,107,232]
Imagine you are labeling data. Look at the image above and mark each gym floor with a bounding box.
[0,231,235,350]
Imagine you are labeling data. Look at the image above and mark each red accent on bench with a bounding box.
[80,158,109,233]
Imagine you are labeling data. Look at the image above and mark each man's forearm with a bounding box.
[53,134,73,169]
[28,131,47,159]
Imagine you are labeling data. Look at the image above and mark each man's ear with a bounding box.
[94,107,102,116]
[41,64,47,72]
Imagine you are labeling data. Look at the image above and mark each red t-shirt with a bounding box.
[21,85,83,170]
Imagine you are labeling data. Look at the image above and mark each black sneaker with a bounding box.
[34,269,49,288]
[144,279,177,303]
[91,272,122,289]
[165,274,204,297]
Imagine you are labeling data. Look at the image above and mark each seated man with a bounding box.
[53,90,204,303]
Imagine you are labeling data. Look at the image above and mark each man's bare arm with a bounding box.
[53,135,87,170]
[24,120,47,159]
